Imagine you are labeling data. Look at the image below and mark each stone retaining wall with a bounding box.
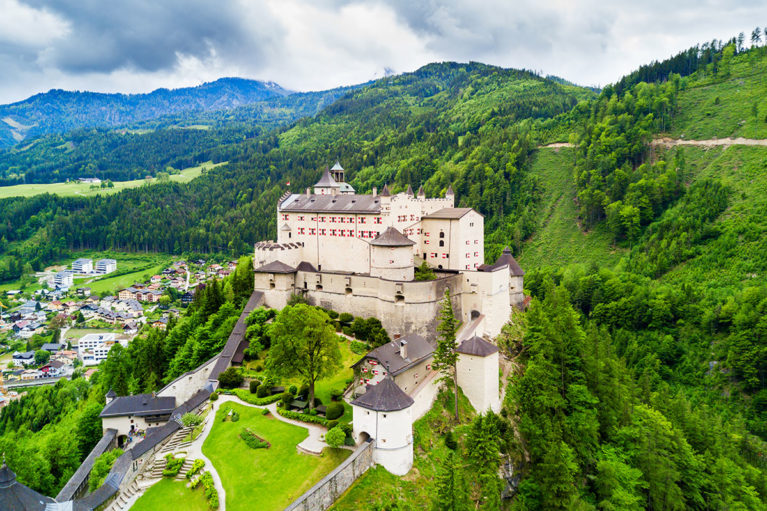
[284,440,375,511]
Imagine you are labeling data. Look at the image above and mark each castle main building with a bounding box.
[253,163,524,339]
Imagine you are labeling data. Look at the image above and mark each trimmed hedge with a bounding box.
[325,401,345,420]
[277,408,331,427]
[240,428,270,449]
[232,388,281,406]
[186,459,205,479]
[162,454,184,477]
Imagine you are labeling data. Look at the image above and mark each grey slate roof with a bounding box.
[353,333,433,376]
[380,184,391,197]
[480,246,525,276]
[0,461,54,511]
[296,261,318,272]
[417,185,425,197]
[55,429,117,502]
[253,260,296,274]
[456,336,499,357]
[406,184,414,196]
[314,170,340,188]
[446,184,454,196]
[422,207,475,220]
[331,161,344,171]
[99,393,176,418]
[41,343,64,352]
[351,377,414,412]
[279,193,381,214]
[370,227,415,247]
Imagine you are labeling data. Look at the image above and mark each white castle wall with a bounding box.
[157,355,218,403]
[370,245,414,281]
[457,351,501,413]
[352,405,413,476]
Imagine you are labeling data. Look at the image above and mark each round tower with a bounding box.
[351,377,414,475]
[369,227,415,281]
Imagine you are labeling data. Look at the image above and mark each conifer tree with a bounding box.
[433,288,459,420]
[433,451,468,511]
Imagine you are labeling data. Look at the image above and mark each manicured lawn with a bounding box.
[131,478,208,511]
[203,402,350,511]
[0,161,225,199]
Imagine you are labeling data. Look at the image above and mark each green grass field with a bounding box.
[0,161,225,200]
[203,402,350,511]
[131,478,208,511]
[519,147,625,271]
[669,55,767,140]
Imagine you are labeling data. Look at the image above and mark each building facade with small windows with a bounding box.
[253,164,526,341]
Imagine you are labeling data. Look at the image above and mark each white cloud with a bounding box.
[0,0,764,102]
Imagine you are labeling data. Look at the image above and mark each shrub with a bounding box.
[162,454,185,477]
[89,448,124,491]
[314,397,323,407]
[325,401,345,420]
[327,310,339,319]
[277,408,331,427]
[201,471,219,509]
[218,367,244,389]
[309,409,318,416]
[181,412,203,428]
[289,385,298,395]
[350,341,369,354]
[262,408,270,416]
[280,391,294,407]
[210,392,219,401]
[231,411,240,422]
[255,363,264,372]
[444,430,457,450]
[186,459,205,479]
[342,326,352,336]
[326,419,339,430]
[298,384,309,399]
[325,426,346,448]
[338,312,354,325]
[249,380,261,394]
[256,384,270,398]
[232,389,281,406]
[330,388,344,401]
[240,427,270,449]
[340,423,353,438]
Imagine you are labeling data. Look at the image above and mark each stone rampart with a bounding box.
[284,440,375,511]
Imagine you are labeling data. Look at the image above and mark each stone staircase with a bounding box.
[104,480,139,511]
[159,427,193,455]
[175,458,195,480]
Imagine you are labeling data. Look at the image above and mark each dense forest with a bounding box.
[0,84,361,185]
[0,77,290,147]
[1,33,767,508]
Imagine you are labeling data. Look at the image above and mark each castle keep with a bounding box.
[253,163,525,340]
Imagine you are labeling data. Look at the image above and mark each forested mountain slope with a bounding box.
[0,62,595,281]
[0,77,291,147]
[0,84,362,185]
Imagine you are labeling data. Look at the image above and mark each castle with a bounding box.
[254,163,525,475]
[253,162,524,340]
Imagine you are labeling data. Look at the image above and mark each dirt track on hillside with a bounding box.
[540,137,767,150]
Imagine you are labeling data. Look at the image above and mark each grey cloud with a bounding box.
[23,0,283,73]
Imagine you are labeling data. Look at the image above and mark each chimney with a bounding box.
[306,188,311,197]
[372,187,377,197]
[399,339,408,359]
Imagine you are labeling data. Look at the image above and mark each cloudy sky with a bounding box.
[0,0,764,103]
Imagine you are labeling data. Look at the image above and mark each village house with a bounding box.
[12,351,35,367]
[95,258,117,274]
[71,258,93,274]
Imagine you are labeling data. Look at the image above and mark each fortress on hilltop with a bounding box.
[253,162,525,341]
[253,162,525,476]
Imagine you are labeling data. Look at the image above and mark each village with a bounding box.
[0,256,243,404]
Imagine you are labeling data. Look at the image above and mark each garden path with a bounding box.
[211,395,329,454]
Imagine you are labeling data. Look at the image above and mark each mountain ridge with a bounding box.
[0,77,293,147]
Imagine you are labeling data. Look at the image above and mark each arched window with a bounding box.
[439,240,444,247]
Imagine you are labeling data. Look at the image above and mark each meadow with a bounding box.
[0,161,224,199]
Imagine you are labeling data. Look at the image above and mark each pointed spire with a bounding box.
[406,184,414,196]
[331,161,344,171]
[381,184,391,197]
[445,184,454,197]
[417,185,425,198]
